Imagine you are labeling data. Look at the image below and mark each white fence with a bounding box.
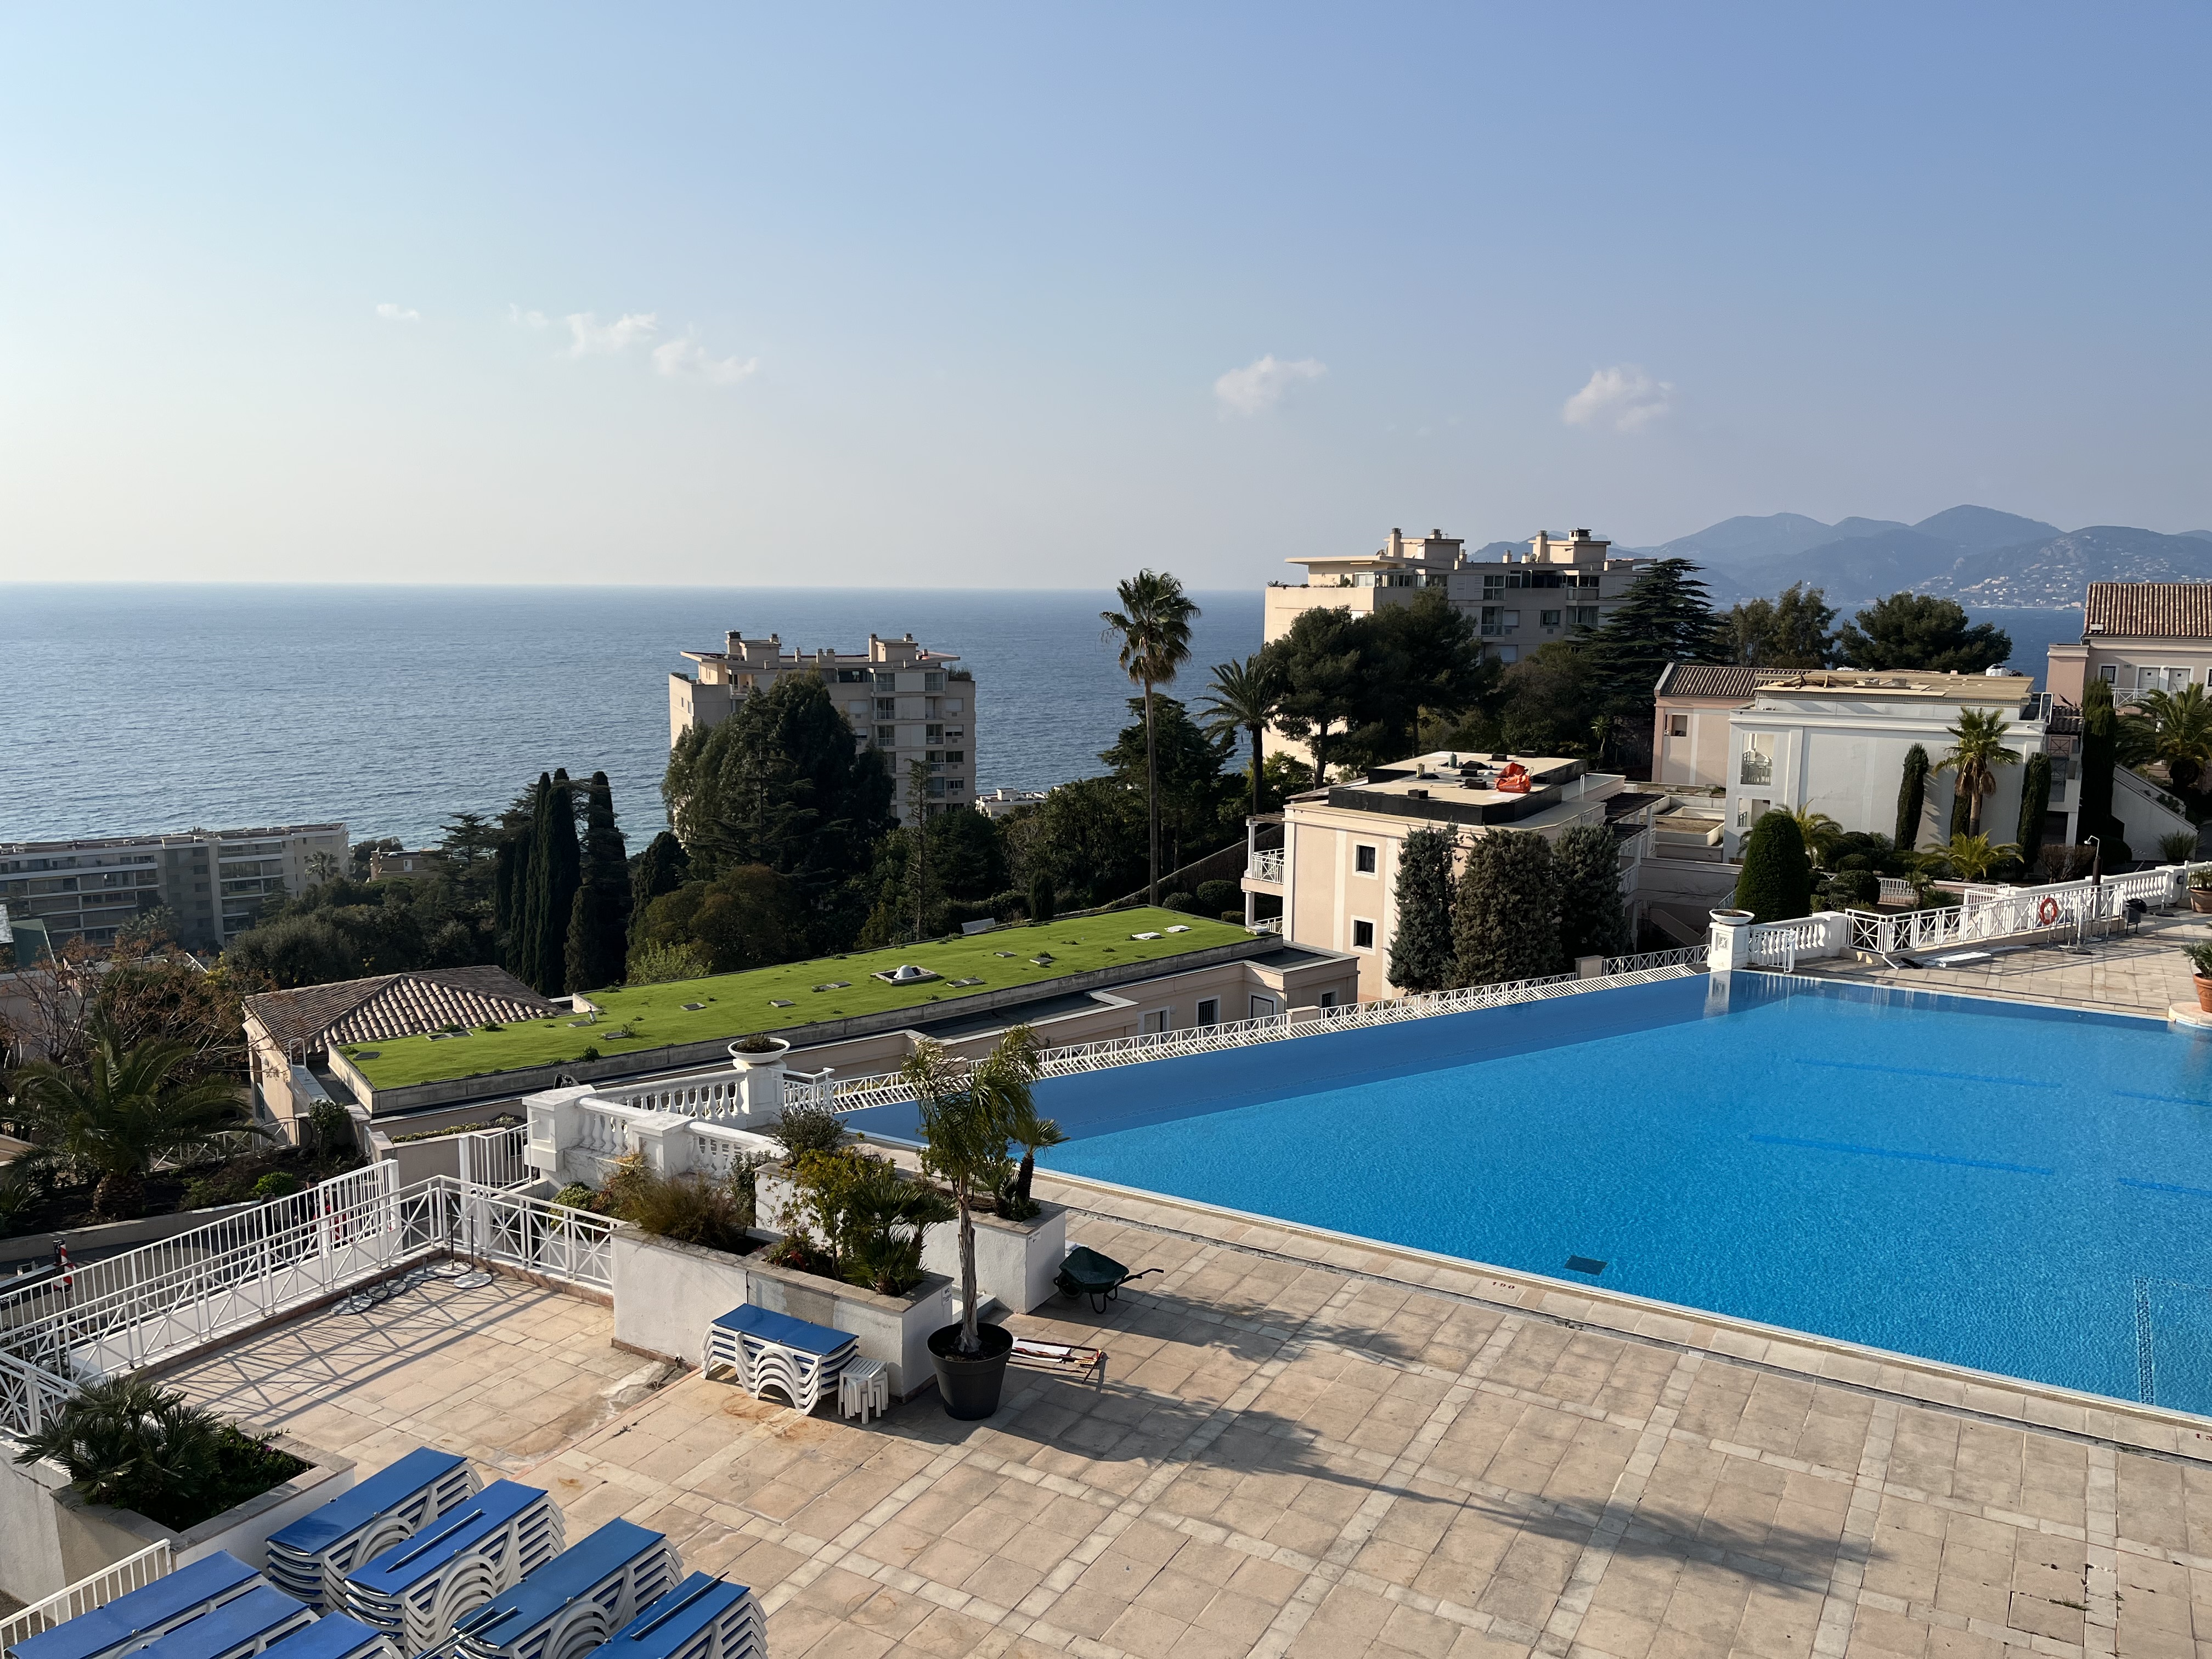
[0,1171,614,1437]
[776,959,1706,1118]
[455,1123,532,1189]
[1847,864,2195,957]
[1247,849,1285,884]
[0,1541,173,1654]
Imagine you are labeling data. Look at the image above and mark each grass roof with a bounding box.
[340,907,1249,1091]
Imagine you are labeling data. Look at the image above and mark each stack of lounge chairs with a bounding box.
[449,1521,678,1659]
[267,1449,480,1613]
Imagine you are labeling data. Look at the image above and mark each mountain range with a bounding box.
[1622,507,2212,611]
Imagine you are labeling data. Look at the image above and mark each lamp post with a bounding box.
[2070,835,2102,955]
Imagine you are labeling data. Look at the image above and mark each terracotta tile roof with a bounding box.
[2083,582,2212,640]
[245,967,564,1049]
[1652,664,1804,701]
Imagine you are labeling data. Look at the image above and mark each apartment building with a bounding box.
[2047,583,2212,707]
[1240,751,1654,1001]
[1263,526,1648,663]
[0,823,349,953]
[669,630,978,822]
[1651,665,1813,787]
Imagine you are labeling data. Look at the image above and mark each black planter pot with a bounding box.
[928,1321,1013,1419]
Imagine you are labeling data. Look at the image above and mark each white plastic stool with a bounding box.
[838,1358,890,1424]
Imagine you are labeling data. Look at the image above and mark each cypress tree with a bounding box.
[1554,823,1632,963]
[565,772,631,992]
[1386,826,1459,993]
[1895,744,1929,849]
[629,831,690,942]
[1734,811,1813,923]
[509,774,551,980]
[2017,752,2052,867]
[2080,679,2118,849]
[1452,831,1566,987]
[1028,872,1057,925]
[525,770,581,994]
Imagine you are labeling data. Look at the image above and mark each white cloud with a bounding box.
[564,311,658,357]
[1562,364,1675,433]
[1212,354,1326,416]
[507,304,550,329]
[374,302,420,323]
[652,335,759,385]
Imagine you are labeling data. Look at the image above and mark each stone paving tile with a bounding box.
[160,1175,2212,1657]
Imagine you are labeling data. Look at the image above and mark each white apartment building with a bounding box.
[0,823,349,953]
[1239,751,1655,1001]
[669,630,978,822]
[1263,526,1649,663]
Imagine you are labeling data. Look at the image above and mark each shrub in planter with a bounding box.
[13,1377,305,1532]
[731,1035,782,1056]
[770,1101,848,1164]
[2187,943,2212,1013]
[253,1171,303,1200]
[781,1148,953,1295]
[599,1152,760,1252]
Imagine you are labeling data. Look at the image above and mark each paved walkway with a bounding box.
[168,1200,2212,1658]
[1793,911,2210,1020]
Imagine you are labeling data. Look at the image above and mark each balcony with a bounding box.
[1247,849,1286,884]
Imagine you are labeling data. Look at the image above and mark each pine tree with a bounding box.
[1580,559,1729,712]
[1895,744,1930,849]
[564,772,630,991]
[629,831,689,942]
[1452,831,1566,987]
[1553,824,1632,963]
[1386,826,1459,993]
[2017,752,2052,866]
[1734,812,1813,923]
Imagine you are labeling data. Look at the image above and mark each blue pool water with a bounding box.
[849,974,2212,1411]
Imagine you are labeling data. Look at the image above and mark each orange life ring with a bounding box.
[2036,895,2060,926]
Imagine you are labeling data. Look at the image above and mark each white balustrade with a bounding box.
[1247,849,1286,884]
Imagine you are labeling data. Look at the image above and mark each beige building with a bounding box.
[1651,665,1812,788]
[1241,751,1655,1001]
[670,630,977,822]
[0,823,348,953]
[2047,582,2212,707]
[1263,526,1649,664]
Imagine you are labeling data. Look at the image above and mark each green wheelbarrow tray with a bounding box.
[1056,1245,1161,1312]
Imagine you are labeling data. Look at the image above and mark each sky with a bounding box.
[2,4,2208,589]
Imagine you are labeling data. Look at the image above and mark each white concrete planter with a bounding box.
[0,1431,352,1606]
[920,1201,1068,1316]
[727,1040,789,1116]
[609,1224,764,1369]
[759,1171,1067,1318]
[609,1226,950,1400]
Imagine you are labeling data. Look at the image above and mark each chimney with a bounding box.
[1389,528,1404,558]
[725,630,742,654]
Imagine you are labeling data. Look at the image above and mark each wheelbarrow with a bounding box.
[1055,1245,1161,1313]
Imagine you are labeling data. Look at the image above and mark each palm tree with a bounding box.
[1102,572,1200,905]
[1932,708,2021,837]
[1001,1093,1067,1218]
[905,1025,1042,1358]
[1928,832,2021,884]
[1782,804,1844,866]
[1197,654,1282,822]
[2121,683,2212,795]
[9,1019,262,1219]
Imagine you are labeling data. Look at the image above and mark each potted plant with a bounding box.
[2191,872,2212,915]
[729,1035,792,1068]
[2188,943,2212,1013]
[902,1025,1042,1418]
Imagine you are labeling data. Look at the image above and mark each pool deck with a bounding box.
[167,1181,2212,1658]
[1787,911,2212,1022]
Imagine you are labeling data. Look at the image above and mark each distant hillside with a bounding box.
[1910,505,2061,553]
[1715,528,1964,607]
[1936,528,2212,608]
[1647,513,1905,569]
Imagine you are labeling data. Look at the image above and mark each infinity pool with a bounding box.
[851,974,2212,1412]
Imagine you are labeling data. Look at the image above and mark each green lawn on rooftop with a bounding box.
[341,907,1251,1091]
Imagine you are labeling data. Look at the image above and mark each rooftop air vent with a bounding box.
[1406,788,1429,800]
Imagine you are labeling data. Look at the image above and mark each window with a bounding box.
[945,699,963,714]
[873,670,898,690]
[1739,732,1774,786]
[1666,713,1689,737]
[1250,994,1279,1020]
[2099,664,2118,683]
[924,671,945,692]
[2138,666,2192,692]
[1319,990,1338,1008]
[1539,610,1562,627]
[946,778,966,793]
[1141,1009,1170,1034]
[1351,918,1375,950]
[1354,844,1377,874]
[874,697,898,718]
[1196,997,1220,1026]
[874,725,896,747]
[926,723,944,742]
[847,701,868,718]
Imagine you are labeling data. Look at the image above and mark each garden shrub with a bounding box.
[252,1171,302,1200]
[1195,879,1239,915]
[1161,890,1200,915]
[1734,812,1814,923]
[769,1102,848,1164]
[1822,868,1880,910]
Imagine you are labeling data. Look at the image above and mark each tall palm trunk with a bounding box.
[1143,675,1160,904]
[1246,719,1263,817]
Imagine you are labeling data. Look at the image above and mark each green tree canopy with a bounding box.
[1100,695,1232,877]
[1005,777,1147,909]
[1453,831,1566,986]
[1725,583,1838,668]
[1101,569,1200,904]
[564,771,630,993]
[2119,682,2212,795]
[1197,653,1285,820]
[1734,811,1814,923]
[1577,559,1730,767]
[1836,594,2011,673]
[630,864,808,975]
[1932,708,2021,838]
[1386,826,1459,994]
[1895,744,1931,849]
[1262,606,1367,786]
[629,831,690,938]
[1553,824,1632,962]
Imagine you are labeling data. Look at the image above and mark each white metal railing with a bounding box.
[454,1124,531,1190]
[1847,866,2187,957]
[1247,849,1286,884]
[0,1541,174,1652]
[1876,876,1916,906]
[1248,916,1283,935]
[780,961,1705,1117]
[0,1175,613,1437]
[1604,944,1709,974]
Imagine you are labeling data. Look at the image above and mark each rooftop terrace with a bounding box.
[340,910,1251,1091]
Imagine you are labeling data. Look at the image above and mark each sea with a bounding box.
[0,585,1265,847]
[0,588,2079,850]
